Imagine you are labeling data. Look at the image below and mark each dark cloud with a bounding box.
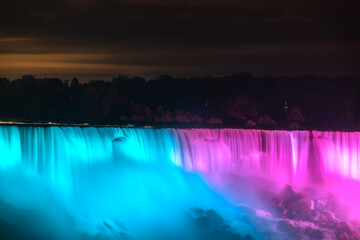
[0,0,359,80]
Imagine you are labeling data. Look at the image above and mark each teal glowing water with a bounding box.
[0,126,261,239]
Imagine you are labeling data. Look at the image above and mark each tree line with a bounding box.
[0,73,359,129]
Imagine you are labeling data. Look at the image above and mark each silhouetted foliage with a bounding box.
[0,73,359,129]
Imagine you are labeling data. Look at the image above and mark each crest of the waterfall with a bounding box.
[112,128,181,165]
[1,126,360,190]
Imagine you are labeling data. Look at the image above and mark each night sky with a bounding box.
[0,0,359,81]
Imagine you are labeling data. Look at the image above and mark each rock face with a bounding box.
[268,185,312,221]
[334,222,359,240]
[267,185,360,240]
[205,209,225,226]
[190,208,255,240]
[286,197,312,220]
[0,219,38,240]
[276,220,304,240]
[190,207,205,218]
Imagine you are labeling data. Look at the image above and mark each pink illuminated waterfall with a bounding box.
[170,129,360,184]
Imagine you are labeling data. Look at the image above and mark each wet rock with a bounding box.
[218,224,231,231]
[281,185,296,203]
[0,219,37,240]
[281,185,306,202]
[190,207,205,218]
[119,232,135,240]
[205,209,225,226]
[285,197,312,221]
[276,220,304,240]
[304,227,324,239]
[335,231,354,240]
[314,199,327,211]
[190,208,256,240]
[334,222,357,240]
[210,229,244,240]
[277,220,295,232]
[280,185,311,220]
[268,197,283,217]
[102,221,113,232]
[318,211,336,228]
[194,216,211,229]
[318,214,328,223]
[244,234,255,240]
[263,186,360,240]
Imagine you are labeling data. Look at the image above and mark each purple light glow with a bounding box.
[172,129,360,220]
[174,129,360,182]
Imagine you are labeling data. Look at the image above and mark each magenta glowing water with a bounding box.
[173,129,360,183]
[0,126,360,238]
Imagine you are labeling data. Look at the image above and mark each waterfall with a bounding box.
[1,126,360,189]
[1,125,360,239]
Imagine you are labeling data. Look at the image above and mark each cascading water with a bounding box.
[0,126,360,239]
